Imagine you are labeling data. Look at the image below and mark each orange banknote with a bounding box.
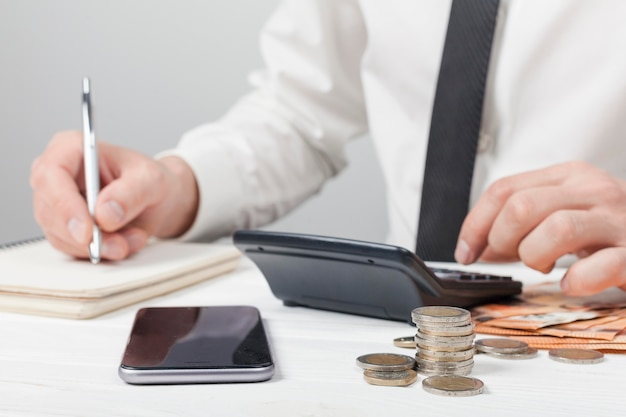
[472,281,626,352]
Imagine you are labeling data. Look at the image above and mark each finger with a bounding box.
[95,153,166,233]
[95,227,149,260]
[45,227,141,261]
[477,246,520,263]
[487,186,592,260]
[574,245,606,259]
[456,164,571,264]
[45,232,90,259]
[44,230,133,262]
[518,210,621,273]
[561,247,626,296]
[40,205,148,261]
[119,227,150,256]
[40,131,85,182]
[93,227,149,260]
[32,197,89,252]
[31,158,92,246]
[32,181,90,237]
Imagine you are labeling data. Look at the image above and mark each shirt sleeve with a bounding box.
[163,0,369,242]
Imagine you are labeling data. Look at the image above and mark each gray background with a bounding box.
[0,0,387,245]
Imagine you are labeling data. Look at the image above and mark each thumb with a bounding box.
[94,146,166,233]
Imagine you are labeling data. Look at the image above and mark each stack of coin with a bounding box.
[411,306,476,376]
[356,353,418,387]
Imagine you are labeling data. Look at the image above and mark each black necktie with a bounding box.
[415,0,500,262]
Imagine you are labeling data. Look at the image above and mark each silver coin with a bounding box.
[474,338,529,354]
[484,347,538,360]
[418,322,475,337]
[415,336,473,352]
[356,353,416,371]
[548,348,604,364]
[416,330,475,346]
[393,336,416,349]
[363,369,418,387]
[416,356,474,370]
[418,346,475,362]
[416,340,474,352]
[422,375,484,397]
[412,306,472,325]
[418,365,474,377]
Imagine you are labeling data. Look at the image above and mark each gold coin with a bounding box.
[474,338,528,354]
[393,336,416,349]
[363,369,418,387]
[548,348,604,364]
[422,375,484,397]
[356,353,416,371]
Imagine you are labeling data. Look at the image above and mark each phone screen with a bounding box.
[119,305,274,384]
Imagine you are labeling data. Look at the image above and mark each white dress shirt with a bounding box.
[167,0,626,249]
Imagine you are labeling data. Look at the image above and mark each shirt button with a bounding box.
[477,133,493,153]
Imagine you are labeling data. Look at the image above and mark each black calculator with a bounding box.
[233,230,522,323]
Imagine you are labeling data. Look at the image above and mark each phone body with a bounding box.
[118,305,274,385]
[233,230,522,323]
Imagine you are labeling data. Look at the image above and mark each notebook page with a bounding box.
[0,239,240,298]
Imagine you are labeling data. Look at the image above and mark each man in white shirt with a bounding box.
[30,0,626,297]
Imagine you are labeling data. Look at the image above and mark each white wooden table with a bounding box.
[1,258,625,417]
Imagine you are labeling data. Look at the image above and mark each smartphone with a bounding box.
[118,305,274,384]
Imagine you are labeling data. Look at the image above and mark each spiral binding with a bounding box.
[0,236,45,251]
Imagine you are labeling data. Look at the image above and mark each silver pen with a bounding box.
[82,77,102,264]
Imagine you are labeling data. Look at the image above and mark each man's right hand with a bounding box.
[30,132,199,261]
[455,161,626,297]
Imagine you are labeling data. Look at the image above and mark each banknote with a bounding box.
[508,334,626,352]
[475,316,626,341]
[478,311,599,330]
[471,281,626,352]
[475,326,626,352]
[475,283,626,316]
[539,316,626,340]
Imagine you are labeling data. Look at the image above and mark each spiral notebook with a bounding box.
[0,238,241,319]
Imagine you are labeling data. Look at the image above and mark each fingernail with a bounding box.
[101,240,124,259]
[68,218,87,243]
[101,200,125,224]
[561,276,570,293]
[454,239,472,264]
